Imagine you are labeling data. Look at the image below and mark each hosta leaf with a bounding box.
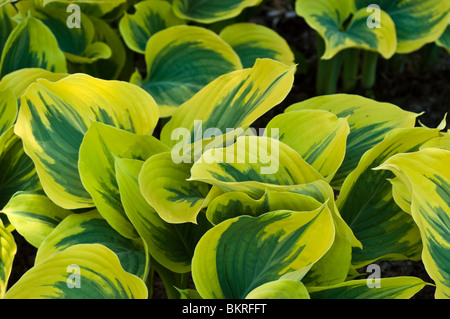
[139,152,211,224]
[1,191,71,248]
[191,205,335,299]
[206,189,321,225]
[79,122,169,238]
[355,0,450,53]
[285,94,419,188]
[0,88,16,136]
[119,0,185,54]
[4,244,148,299]
[190,136,325,191]
[43,0,127,18]
[0,16,67,78]
[246,280,310,299]
[376,148,450,298]
[132,25,242,117]
[172,0,262,24]
[308,277,428,299]
[35,211,147,279]
[0,127,41,209]
[420,130,450,151]
[0,4,15,54]
[160,58,295,147]
[337,127,441,267]
[78,16,126,80]
[219,22,295,68]
[295,0,397,59]
[31,7,111,64]
[0,218,16,298]
[0,68,67,100]
[14,73,159,210]
[437,21,450,53]
[116,157,211,273]
[266,109,350,182]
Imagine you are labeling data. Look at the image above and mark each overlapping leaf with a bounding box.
[192,205,335,299]
[4,244,148,299]
[0,218,16,298]
[14,73,159,210]
[376,148,450,298]
[131,25,242,117]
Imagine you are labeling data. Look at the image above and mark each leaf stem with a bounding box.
[361,50,379,89]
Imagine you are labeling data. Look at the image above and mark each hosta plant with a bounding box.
[0,0,449,300]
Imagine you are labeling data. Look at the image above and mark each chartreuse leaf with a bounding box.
[295,0,397,59]
[192,205,335,299]
[0,88,16,136]
[308,277,428,299]
[14,74,159,210]
[266,109,350,182]
[0,16,67,78]
[437,20,450,53]
[0,68,67,102]
[285,94,419,188]
[132,25,242,117]
[337,127,441,267]
[1,191,71,248]
[30,7,111,64]
[119,0,185,54]
[43,0,127,18]
[0,218,16,298]
[78,15,126,80]
[246,280,310,299]
[420,130,450,151]
[0,127,41,209]
[4,244,148,299]
[139,152,211,224]
[116,158,211,273]
[355,0,450,53]
[161,58,295,147]
[219,22,295,68]
[35,211,147,279]
[190,136,325,191]
[0,3,16,54]
[375,148,450,298]
[172,0,262,24]
[206,189,321,225]
[79,122,169,239]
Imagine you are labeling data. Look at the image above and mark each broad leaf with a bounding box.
[266,109,350,182]
[219,22,295,68]
[131,25,242,117]
[296,0,397,59]
[139,152,211,224]
[376,148,450,298]
[0,88,16,136]
[308,277,428,299]
[246,280,310,299]
[285,94,419,188]
[192,206,335,299]
[337,127,441,267]
[35,211,147,279]
[119,0,185,53]
[0,218,16,298]
[4,244,148,299]
[172,0,262,24]
[0,16,67,77]
[14,73,159,210]
[1,191,71,248]
[160,58,295,147]
[355,0,450,53]
[116,157,211,273]
[79,122,169,238]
